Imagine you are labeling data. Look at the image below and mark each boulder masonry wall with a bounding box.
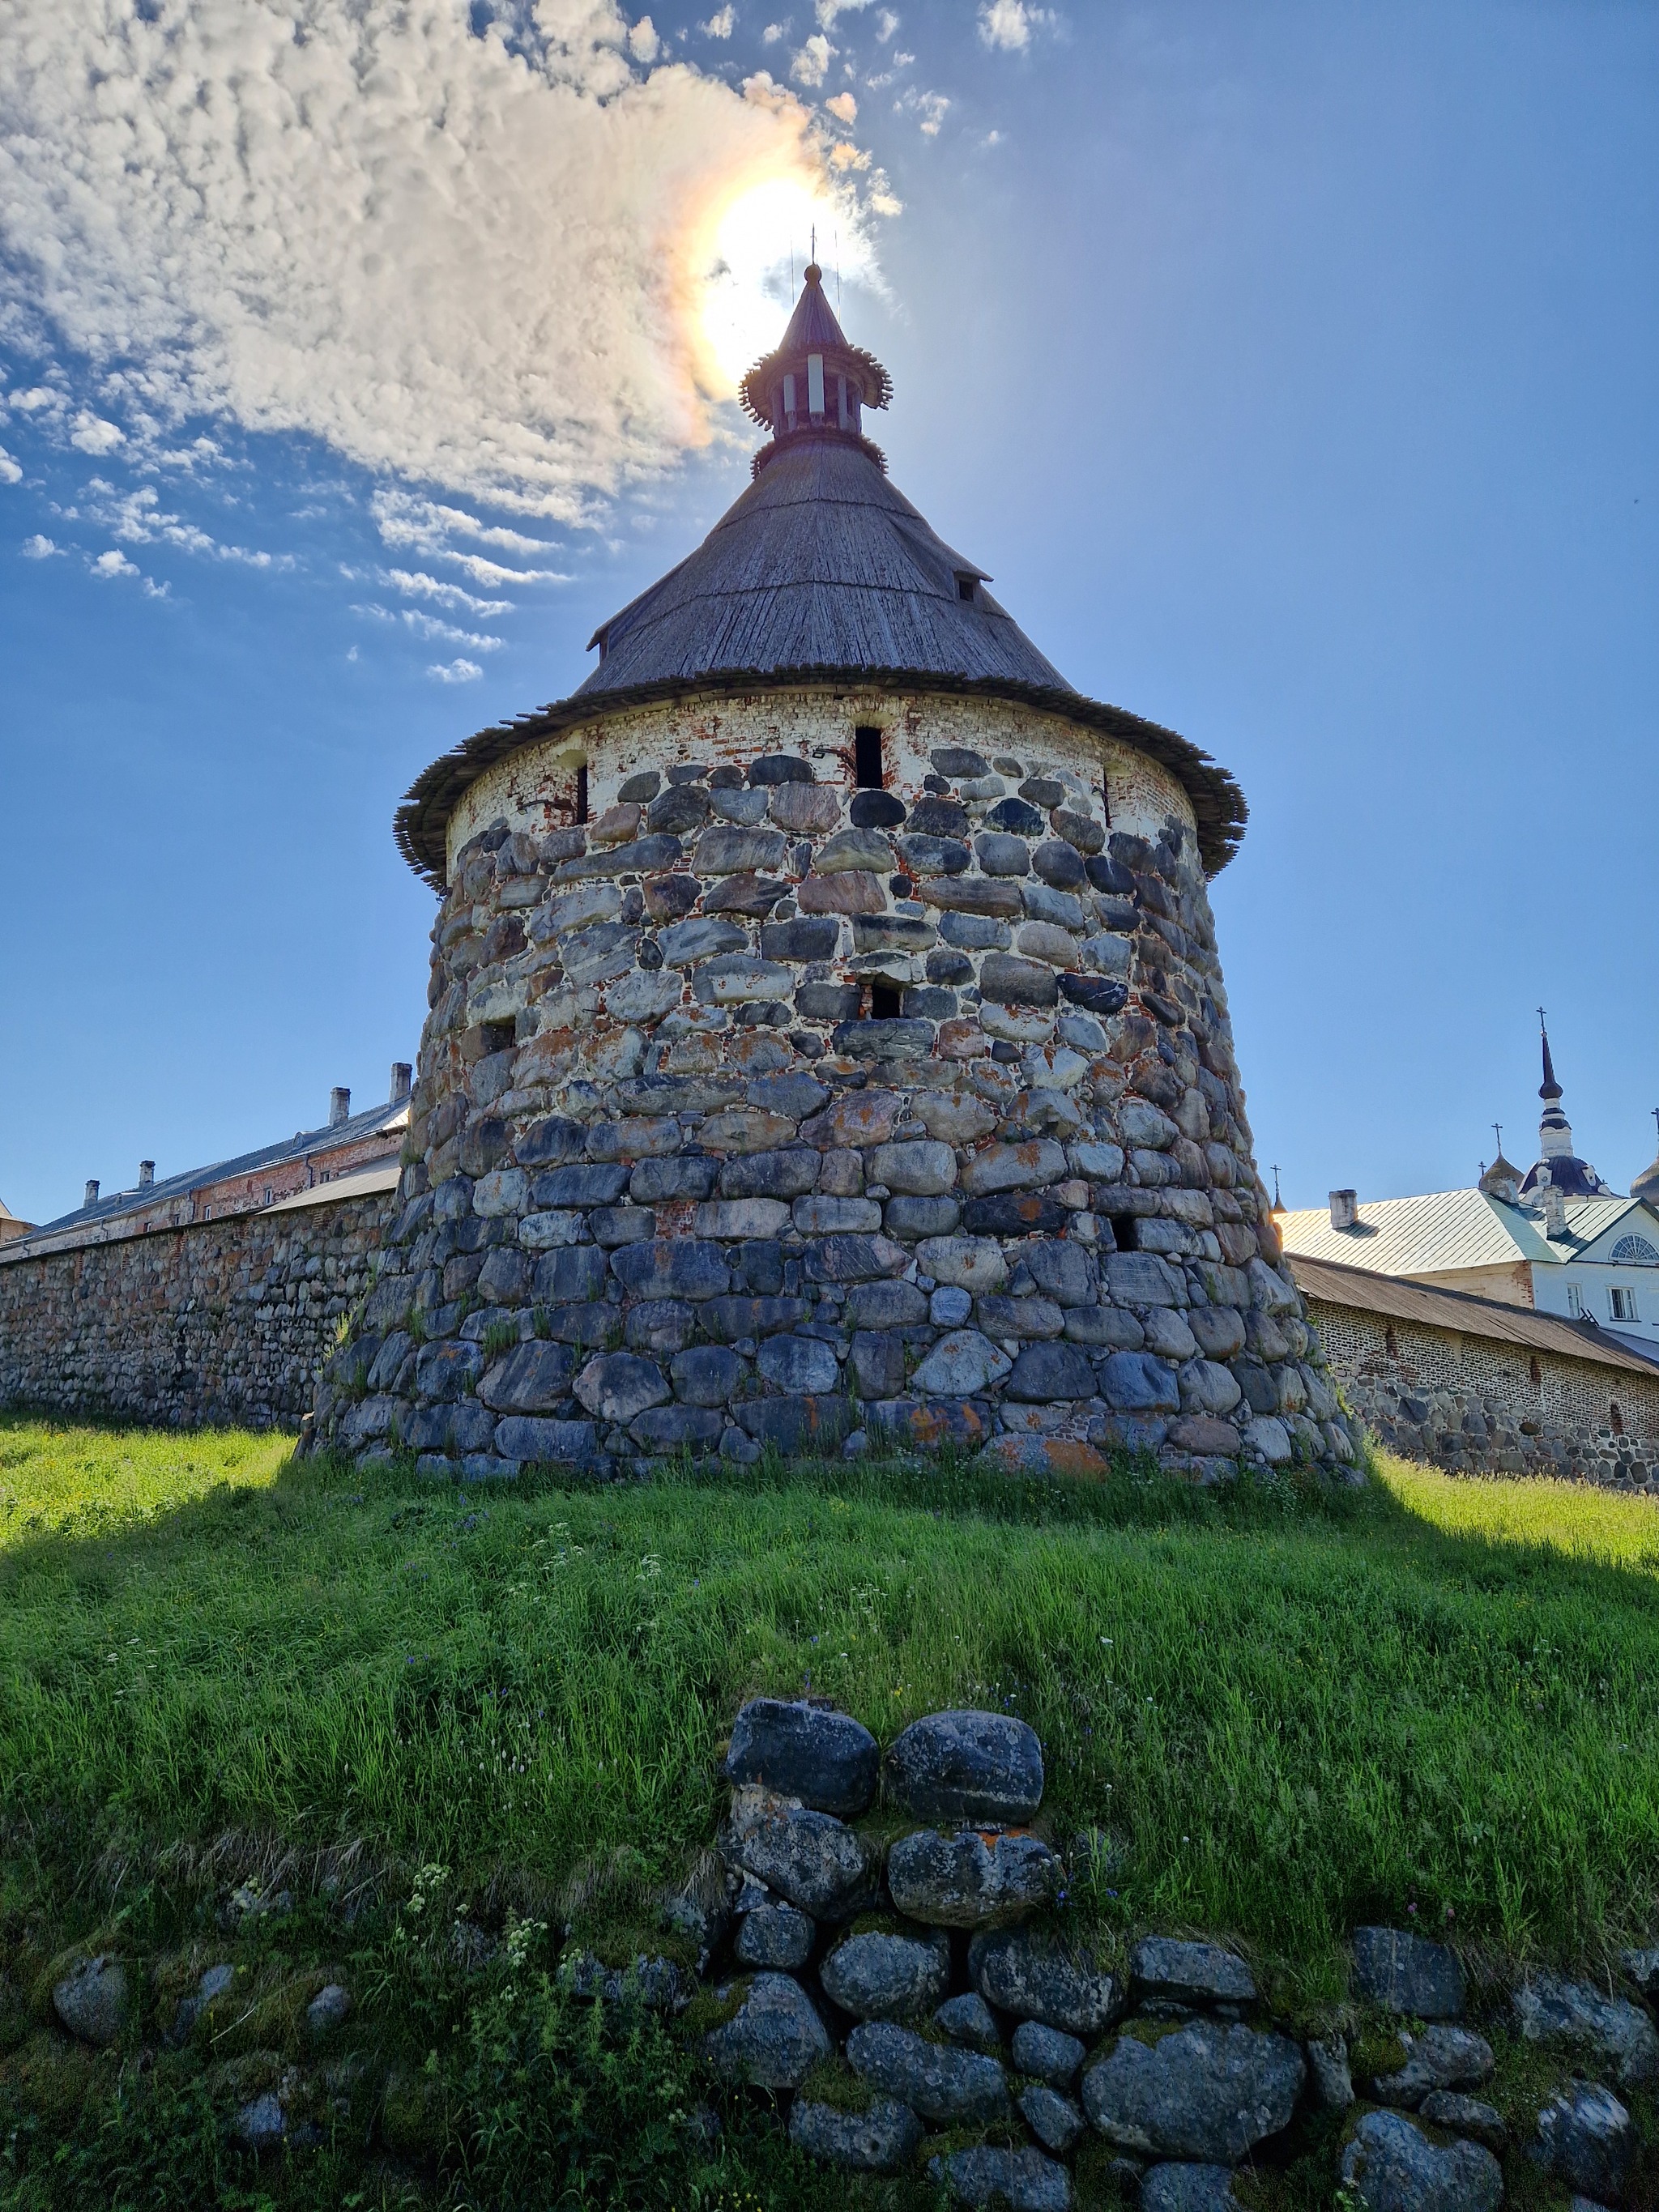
[0,1190,394,1430]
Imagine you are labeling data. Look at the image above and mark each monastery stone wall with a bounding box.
[314,691,1363,1482]
[0,1191,394,1430]
[1305,1294,1659,1489]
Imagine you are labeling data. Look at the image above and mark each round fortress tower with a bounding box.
[317,269,1362,1480]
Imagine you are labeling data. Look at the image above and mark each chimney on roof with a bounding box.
[390,1062,412,1106]
[1328,1189,1358,1231]
[139,1161,155,1190]
[1542,1183,1568,1239]
[329,1086,351,1127]
[84,1178,100,1208]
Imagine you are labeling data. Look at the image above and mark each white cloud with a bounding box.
[898,88,949,135]
[825,92,858,122]
[91,549,138,578]
[385,569,513,616]
[69,411,123,455]
[977,0,1055,51]
[0,447,19,486]
[403,610,503,650]
[370,490,557,560]
[68,477,277,565]
[428,658,484,683]
[21,533,58,557]
[815,0,873,24]
[0,0,863,521]
[875,8,899,39]
[791,33,833,84]
[762,21,787,40]
[700,6,736,32]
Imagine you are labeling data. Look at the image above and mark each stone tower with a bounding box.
[316,269,1361,1481]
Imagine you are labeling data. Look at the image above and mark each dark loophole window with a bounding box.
[869,982,902,1021]
[854,727,885,788]
[482,1021,516,1056]
[1106,1212,1139,1251]
[1611,1402,1625,1437]
[1529,1356,1542,1387]
[1384,1326,1398,1358]
[575,763,589,824]
[956,573,976,602]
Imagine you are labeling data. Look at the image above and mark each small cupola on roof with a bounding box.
[738,262,893,472]
[1633,1111,1659,1208]
[1520,1016,1614,1199]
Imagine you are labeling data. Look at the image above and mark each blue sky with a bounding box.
[2,0,1655,1227]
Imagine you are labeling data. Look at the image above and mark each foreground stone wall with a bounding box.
[316,692,1362,1481]
[1305,1295,1659,1490]
[612,1698,1659,2211]
[0,1191,394,1430]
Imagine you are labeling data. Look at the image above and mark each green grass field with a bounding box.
[3,1416,1659,2208]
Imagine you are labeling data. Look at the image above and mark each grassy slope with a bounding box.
[4,1417,1659,2206]
[5,1418,1659,1967]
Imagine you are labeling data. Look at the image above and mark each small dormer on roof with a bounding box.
[739,262,893,475]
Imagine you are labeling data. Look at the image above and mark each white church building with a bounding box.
[1278,1025,1659,1357]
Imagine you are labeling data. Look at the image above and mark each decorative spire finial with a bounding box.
[1538,1007,1562,1102]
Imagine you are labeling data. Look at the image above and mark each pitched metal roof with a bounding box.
[393,275,1249,890]
[1290,1252,1659,1379]
[1,1097,409,1260]
[1277,1187,1651,1276]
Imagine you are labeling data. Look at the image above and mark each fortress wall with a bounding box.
[0,1191,395,1431]
[1306,1294,1659,1489]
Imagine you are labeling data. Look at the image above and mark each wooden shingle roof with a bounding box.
[392,275,1249,890]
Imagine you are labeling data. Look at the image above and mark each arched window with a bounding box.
[1610,1235,1659,1264]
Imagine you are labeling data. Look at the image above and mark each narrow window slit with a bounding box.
[854,727,885,788]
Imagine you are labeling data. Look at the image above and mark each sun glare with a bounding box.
[693,173,872,393]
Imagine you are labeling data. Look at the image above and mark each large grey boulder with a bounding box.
[969,1925,1123,2036]
[789,2096,923,2174]
[1534,2081,1633,2201]
[1514,1971,1659,2087]
[734,1901,814,1971]
[1419,2094,1507,2152]
[1012,2018,1086,2086]
[724,1698,880,1817]
[936,1992,1002,2052]
[1131,1937,1257,2008]
[702,1973,832,2090]
[1371,2025,1495,2108]
[846,2020,1010,2122]
[820,1928,952,2019]
[887,1828,1060,1927]
[930,2146,1072,2211]
[885,1710,1043,1824]
[1307,2034,1354,2110]
[1021,2084,1087,2154]
[233,2092,288,2151]
[1140,2164,1243,2212]
[1080,2019,1306,2161]
[1341,2110,1503,2212]
[725,1786,878,1920]
[1353,1928,1465,2020]
[52,1954,127,2046]
[1621,1946,1659,2000]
